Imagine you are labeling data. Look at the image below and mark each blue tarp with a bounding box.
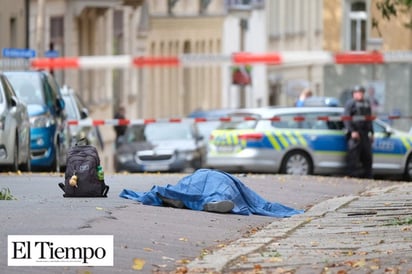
[119,169,304,217]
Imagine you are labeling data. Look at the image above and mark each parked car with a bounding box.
[0,72,31,171]
[187,108,237,140]
[301,96,340,107]
[115,121,206,172]
[206,106,412,180]
[61,85,103,149]
[4,70,68,172]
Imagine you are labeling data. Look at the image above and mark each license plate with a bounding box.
[216,146,239,153]
[143,165,169,172]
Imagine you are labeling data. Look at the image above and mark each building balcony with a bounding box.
[72,0,144,16]
[226,0,265,11]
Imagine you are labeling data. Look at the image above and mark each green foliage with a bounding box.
[0,187,16,200]
[385,216,412,226]
[374,0,412,30]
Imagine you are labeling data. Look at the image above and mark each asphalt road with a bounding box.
[0,171,398,273]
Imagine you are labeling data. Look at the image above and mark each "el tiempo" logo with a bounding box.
[7,235,113,266]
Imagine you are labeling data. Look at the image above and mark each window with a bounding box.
[168,0,179,14]
[270,113,311,129]
[347,1,367,51]
[9,17,17,48]
[226,0,264,10]
[50,16,64,45]
[270,112,344,130]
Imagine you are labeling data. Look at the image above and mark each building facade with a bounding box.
[0,0,28,70]
[266,0,324,106]
[0,0,27,49]
[323,0,412,131]
[1,0,411,170]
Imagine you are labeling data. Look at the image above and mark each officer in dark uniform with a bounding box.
[343,85,374,178]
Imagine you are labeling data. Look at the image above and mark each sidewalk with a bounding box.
[187,183,412,273]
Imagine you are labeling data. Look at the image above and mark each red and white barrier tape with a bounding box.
[29,51,412,70]
[67,115,410,126]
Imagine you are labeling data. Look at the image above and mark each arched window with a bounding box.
[347,1,367,51]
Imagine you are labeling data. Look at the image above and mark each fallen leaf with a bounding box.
[143,247,153,252]
[268,257,283,263]
[311,241,319,247]
[239,255,248,263]
[343,250,354,256]
[370,265,380,270]
[162,256,175,261]
[152,264,167,268]
[132,258,145,270]
[352,259,366,268]
[176,259,191,264]
[175,266,188,274]
[384,267,399,273]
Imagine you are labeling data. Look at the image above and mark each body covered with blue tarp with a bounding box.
[119,169,303,217]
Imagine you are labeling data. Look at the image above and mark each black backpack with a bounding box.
[59,143,109,197]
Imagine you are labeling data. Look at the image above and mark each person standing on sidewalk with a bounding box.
[295,88,313,107]
[343,85,374,178]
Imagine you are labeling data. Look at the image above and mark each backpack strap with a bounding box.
[102,185,110,197]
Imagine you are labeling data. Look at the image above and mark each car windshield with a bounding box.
[4,73,45,105]
[216,111,263,130]
[126,123,193,143]
[218,120,257,130]
[197,121,221,139]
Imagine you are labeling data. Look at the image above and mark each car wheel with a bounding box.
[11,141,19,172]
[51,143,61,173]
[20,143,31,172]
[280,151,313,175]
[403,155,412,181]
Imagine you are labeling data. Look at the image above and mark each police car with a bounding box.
[206,107,412,180]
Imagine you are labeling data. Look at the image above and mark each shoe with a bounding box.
[157,193,185,209]
[203,200,234,213]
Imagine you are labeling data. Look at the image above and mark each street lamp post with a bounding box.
[239,18,248,108]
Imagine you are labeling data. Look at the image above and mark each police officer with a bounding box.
[344,85,374,178]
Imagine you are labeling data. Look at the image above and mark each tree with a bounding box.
[373,0,412,32]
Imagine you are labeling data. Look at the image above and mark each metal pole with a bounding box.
[36,0,45,57]
[239,18,247,108]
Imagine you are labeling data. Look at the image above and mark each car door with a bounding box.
[45,73,69,165]
[270,111,347,173]
[0,75,31,166]
[371,120,408,174]
[0,77,16,162]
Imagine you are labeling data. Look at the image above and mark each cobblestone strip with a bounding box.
[187,196,358,273]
